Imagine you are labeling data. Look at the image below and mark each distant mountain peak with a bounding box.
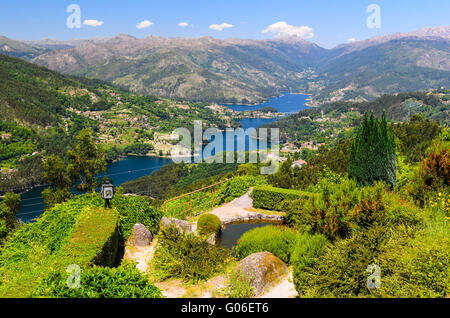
[335,26,450,53]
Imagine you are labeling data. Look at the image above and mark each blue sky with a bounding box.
[1,0,449,48]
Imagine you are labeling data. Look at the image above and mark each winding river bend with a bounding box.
[14,93,310,222]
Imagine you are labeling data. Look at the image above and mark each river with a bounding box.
[14,93,310,222]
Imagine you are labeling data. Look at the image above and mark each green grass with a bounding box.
[0,195,129,298]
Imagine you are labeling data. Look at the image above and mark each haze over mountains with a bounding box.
[1,27,449,104]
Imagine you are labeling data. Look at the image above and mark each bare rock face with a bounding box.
[206,233,218,245]
[235,252,288,296]
[126,223,153,247]
[160,216,193,234]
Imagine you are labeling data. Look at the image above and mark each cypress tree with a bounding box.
[349,112,397,189]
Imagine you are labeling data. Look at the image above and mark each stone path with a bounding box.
[203,189,284,225]
[123,240,157,272]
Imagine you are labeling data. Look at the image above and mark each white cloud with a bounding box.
[178,22,191,27]
[262,22,314,39]
[348,37,357,42]
[136,20,154,29]
[83,19,104,27]
[209,23,234,31]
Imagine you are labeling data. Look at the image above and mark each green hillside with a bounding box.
[309,39,450,102]
[0,53,235,192]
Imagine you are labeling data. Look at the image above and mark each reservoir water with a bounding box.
[219,222,279,250]
[14,93,310,222]
[225,92,311,114]
[16,156,172,223]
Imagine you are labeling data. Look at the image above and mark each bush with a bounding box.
[251,186,308,211]
[0,203,8,241]
[221,175,267,203]
[294,223,450,298]
[112,193,163,239]
[235,225,298,263]
[56,207,120,268]
[224,267,255,298]
[294,225,389,297]
[197,214,222,236]
[291,234,328,292]
[407,140,449,206]
[152,227,230,283]
[0,193,160,297]
[33,263,162,298]
[376,228,450,298]
[286,176,424,240]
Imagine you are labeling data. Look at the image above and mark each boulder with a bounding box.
[126,223,153,247]
[206,233,217,245]
[160,216,193,234]
[235,252,288,296]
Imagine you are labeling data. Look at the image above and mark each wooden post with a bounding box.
[211,188,215,208]
[189,194,192,216]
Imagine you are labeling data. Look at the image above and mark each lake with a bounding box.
[14,93,310,222]
[224,92,311,114]
[16,156,172,223]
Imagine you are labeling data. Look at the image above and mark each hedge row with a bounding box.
[0,195,121,297]
[251,186,309,211]
[57,207,120,268]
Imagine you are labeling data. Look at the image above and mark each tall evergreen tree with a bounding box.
[349,112,397,189]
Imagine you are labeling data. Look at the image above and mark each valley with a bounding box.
[2,27,449,105]
[0,6,448,302]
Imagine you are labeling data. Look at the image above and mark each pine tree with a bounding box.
[349,112,397,189]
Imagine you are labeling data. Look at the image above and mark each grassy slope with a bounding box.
[0,196,119,297]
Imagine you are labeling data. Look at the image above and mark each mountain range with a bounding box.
[1,26,449,104]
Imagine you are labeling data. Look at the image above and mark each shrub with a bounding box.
[295,223,450,298]
[286,176,424,240]
[294,225,389,297]
[152,227,230,283]
[197,214,222,236]
[224,267,255,298]
[56,207,120,268]
[112,194,163,239]
[376,228,450,298]
[0,193,152,297]
[237,163,259,176]
[407,140,449,206]
[33,263,162,298]
[251,186,308,211]
[221,175,267,203]
[0,203,8,241]
[291,233,328,291]
[235,225,298,263]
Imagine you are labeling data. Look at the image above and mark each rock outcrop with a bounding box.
[235,252,288,296]
[222,213,284,225]
[126,223,153,247]
[160,216,193,234]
